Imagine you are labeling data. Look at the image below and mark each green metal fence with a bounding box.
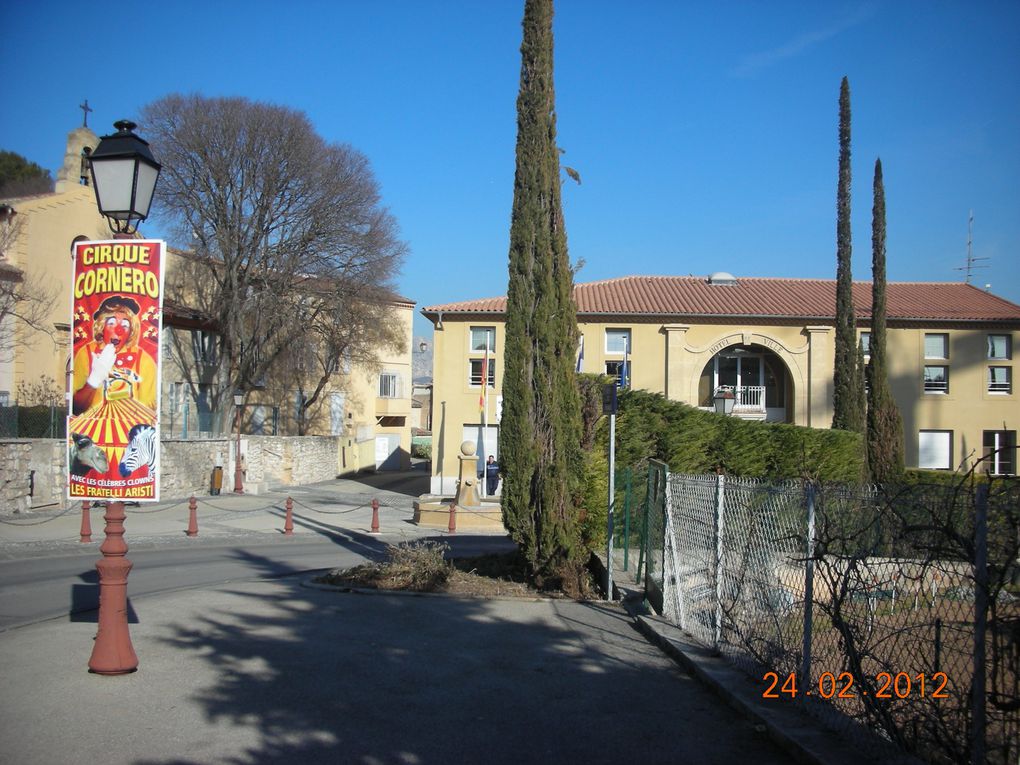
[0,405,67,438]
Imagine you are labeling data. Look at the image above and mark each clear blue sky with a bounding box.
[3,1,1018,340]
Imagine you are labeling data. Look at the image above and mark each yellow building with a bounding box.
[2,125,415,473]
[423,273,1019,492]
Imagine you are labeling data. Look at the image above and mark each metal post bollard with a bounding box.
[284,497,294,536]
[370,498,380,534]
[80,500,92,543]
[186,496,199,537]
[448,502,457,534]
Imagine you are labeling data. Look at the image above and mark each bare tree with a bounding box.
[0,213,58,361]
[282,284,406,435]
[140,95,406,425]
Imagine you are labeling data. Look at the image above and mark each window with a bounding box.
[606,328,631,354]
[988,334,1012,360]
[167,382,181,414]
[605,360,630,388]
[470,327,496,353]
[469,358,495,387]
[983,430,1017,475]
[923,366,948,393]
[918,431,952,470]
[859,332,871,358]
[379,372,400,398]
[988,366,1012,394]
[924,333,948,359]
[191,330,218,366]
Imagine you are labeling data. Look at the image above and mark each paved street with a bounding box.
[0,470,889,764]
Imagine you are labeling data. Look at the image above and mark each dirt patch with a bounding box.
[314,541,594,599]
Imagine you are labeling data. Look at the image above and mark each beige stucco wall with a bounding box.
[5,186,108,397]
[428,313,1017,489]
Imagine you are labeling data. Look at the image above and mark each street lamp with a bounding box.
[83,120,160,676]
[713,386,736,416]
[233,391,244,494]
[87,120,161,236]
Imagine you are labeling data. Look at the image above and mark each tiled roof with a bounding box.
[422,275,1020,324]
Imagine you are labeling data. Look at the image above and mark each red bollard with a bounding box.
[80,500,92,543]
[284,497,294,536]
[370,498,380,534]
[186,496,198,537]
[448,502,457,534]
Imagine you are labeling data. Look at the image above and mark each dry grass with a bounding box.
[315,541,583,599]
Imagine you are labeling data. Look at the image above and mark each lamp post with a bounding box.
[233,391,244,494]
[84,120,160,675]
[713,387,736,416]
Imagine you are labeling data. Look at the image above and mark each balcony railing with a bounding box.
[733,385,766,410]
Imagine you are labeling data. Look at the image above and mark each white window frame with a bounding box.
[859,331,871,359]
[924,333,948,360]
[470,326,496,353]
[378,372,400,399]
[983,430,1016,475]
[606,328,630,355]
[988,334,1012,360]
[923,365,949,394]
[918,430,952,470]
[988,366,1012,394]
[605,359,630,386]
[469,358,495,387]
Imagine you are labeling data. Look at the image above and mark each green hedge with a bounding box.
[594,387,865,483]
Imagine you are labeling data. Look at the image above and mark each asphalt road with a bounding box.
[0,534,517,632]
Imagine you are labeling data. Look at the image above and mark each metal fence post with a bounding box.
[971,484,988,765]
[182,399,190,440]
[801,482,816,684]
[714,472,726,651]
[623,468,632,572]
[637,464,653,584]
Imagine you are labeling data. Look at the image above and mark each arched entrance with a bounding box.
[698,344,793,422]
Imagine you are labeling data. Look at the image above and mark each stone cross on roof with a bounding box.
[79,99,93,128]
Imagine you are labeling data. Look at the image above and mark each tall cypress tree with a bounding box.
[866,158,905,482]
[499,0,583,584]
[832,77,865,433]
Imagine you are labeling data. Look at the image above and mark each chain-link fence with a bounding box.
[634,465,1020,765]
[0,404,67,438]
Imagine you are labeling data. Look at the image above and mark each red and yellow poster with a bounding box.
[67,239,165,502]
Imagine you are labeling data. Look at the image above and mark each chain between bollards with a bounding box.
[79,500,92,543]
[284,497,294,536]
[186,496,198,537]
[370,498,380,534]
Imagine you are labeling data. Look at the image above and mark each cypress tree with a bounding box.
[499,0,583,584]
[866,158,905,483]
[832,77,865,433]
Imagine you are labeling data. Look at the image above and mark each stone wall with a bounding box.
[0,435,348,514]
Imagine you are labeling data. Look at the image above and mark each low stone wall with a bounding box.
[0,435,347,513]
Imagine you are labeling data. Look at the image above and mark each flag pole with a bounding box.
[481,330,490,497]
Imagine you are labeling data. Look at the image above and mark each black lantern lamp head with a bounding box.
[87,120,161,235]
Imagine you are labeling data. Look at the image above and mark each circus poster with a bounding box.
[67,239,165,502]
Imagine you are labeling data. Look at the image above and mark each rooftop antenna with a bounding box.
[954,210,989,284]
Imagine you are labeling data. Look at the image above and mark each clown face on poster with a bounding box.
[67,239,165,502]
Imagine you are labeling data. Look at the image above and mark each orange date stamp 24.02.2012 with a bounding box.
[762,671,951,701]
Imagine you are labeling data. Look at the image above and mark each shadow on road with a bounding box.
[129,550,791,765]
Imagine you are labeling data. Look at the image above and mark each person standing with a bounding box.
[484,454,500,496]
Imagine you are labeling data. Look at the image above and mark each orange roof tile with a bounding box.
[422,275,1020,324]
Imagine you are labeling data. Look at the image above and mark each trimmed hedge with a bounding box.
[597,387,865,483]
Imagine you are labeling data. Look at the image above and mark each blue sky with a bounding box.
[3,1,1018,339]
